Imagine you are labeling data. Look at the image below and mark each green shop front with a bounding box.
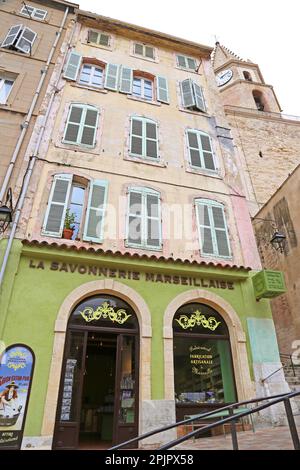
[0,239,286,449]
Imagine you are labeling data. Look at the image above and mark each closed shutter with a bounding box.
[104,63,119,90]
[145,120,158,159]
[64,105,83,144]
[1,25,22,47]
[180,79,195,108]
[211,206,230,257]
[200,134,215,170]
[156,76,169,104]
[64,105,98,147]
[88,30,98,44]
[42,174,73,237]
[193,82,206,112]
[83,180,108,243]
[187,57,196,70]
[187,131,201,168]
[34,8,47,20]
[176,55,186,68]
[99,33,110,46]
[134,43,144,55]
[63,51,82,81]
[127,191,142,246]
[81,107,98,147]
[196,203,214,255]
[119,66,133,94]
[15,27,36,54]
[146,192,161,248]
[130,118,143,156]
[145,46,155,59]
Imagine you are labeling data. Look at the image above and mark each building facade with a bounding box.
[0,11,288,449]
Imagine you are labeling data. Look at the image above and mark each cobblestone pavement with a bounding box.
[174,425,300,450]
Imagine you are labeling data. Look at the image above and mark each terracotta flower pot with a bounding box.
[62,228,73,239]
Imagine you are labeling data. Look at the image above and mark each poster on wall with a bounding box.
[0,344,35,449]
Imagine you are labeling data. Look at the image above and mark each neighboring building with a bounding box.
[213,43,300,215]
[253,164,300,355]
[0,0,78,204]
[0,11,289,450]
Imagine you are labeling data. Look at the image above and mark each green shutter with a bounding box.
[104,63,119,90]
[180,79,195,108]
[63,105,98,147]
[130,118,158,160]
[176,55,186,68]
[211,206,230,257]
[64,51,82,81]
[119,66,133,94]
[156,76,169,104]
[193,82,206,112]
[145,46,155,59]
[134,43,144,55]
[196,200,231,258]
[83,180,108,243]
[200,134,215,170]
[145,120,158,159]
[130,118,143,156]
[145,192,161,248]
[197,202,214,255]
[81,107,98,147]
[127,190,142,246]
[42,174,73,237]
[187,57,197,70]
[187,130,201,168]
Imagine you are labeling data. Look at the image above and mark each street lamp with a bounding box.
[252,217,287,254]
[0,188,13,234]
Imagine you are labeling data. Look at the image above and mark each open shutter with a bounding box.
[64,51,82,81]
[211,206,230,257]
[127,190,143,246]
[145,192,161,248]
[15,27,36,54]
[156,76,169,104]
[196,202,214,255]
[145,120,158,159]
[42,174,73,237]
[104,63,119,91]
[1,24,22,48]
[193,82,206,112]
[83,180,108,243]
[81,107,98,147]
[119,66,133,94]
[180,79,195,108]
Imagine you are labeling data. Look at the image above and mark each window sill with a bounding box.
[178,106,210,117]
[186,167,221,179]
[200,252,233,262]
[127,95,161,106]
[84,41,113,52]
[54,141,99,155]
[125,155,167,168]
[129,52,159,64]
[125,242,163,252]
[70,83,108,94]
[40,233,104,245]
[175,66,201,75]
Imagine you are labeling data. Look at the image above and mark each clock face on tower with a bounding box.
[216,69,233,87]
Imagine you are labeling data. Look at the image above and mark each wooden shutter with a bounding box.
[193,82,206,112]
[187,57,197,70]
[145,120,158,159]
[200,134,215,171]
[130,118,143,156]
[42,174,73,237]
[64,51,82,81]
[88,30,98,44]
[119,66,133,94]
[176,55,187,68]
[63,105,83,144]
[1,25,22,47]
[99,33,110,46]
[15,27,36,53]
[156,76,169,104]
[127,190,142,246]
[83,180,108,243]
[211,206,230,257]
[104,63,119,90]
[180,79,195,108]
[187,131,201,168]
[145,192,161,248]
[134,43,144,55]
[196,202,214,255]
[145,46,155,59]
[81,107,98,147]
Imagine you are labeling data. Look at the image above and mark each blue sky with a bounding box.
[79,0,300,116]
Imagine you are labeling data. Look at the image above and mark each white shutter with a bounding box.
[211,206,230,257]
[200,134,215,171]
[196,202,214,255]
[156,76,169,104]
[2,25,23,48]
[180,79,195,108]
[42,174,73,237]
[119,66,133,94]
[81,107,98,147]
[145,46,155,59]
[104,63,119,91]
[193,82,206,112]
[15,27,36,54]
[176,55,187,68]
[145,192,161,248]
[127,190,143,246]
[130,118,143,156]
[134,43,144,55]
[145,120,158,159]
[83,180,108,243]
[187,130,201,168]
[64,51,82,81]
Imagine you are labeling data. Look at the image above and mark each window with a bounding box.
[20,4,47,20]
[0,77,14,104]
[119,66,169,104]
[180,79,206,112]
[253,90,265,111]
[243,71,252,82]
[79,64,104,88]
[195,199,231,258]
[186,130,216,172]
[176,54,197,71]
[134,43,155,60]
[88,30,110,47]
[130,117,159,160]
[42,174,108,243]
[126,187,162,250]
[132,76,153,101]
[63,104,99,148]
[1,25,36,54]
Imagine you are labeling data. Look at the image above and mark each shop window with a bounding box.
[20,4,47,20]
[1,24,37,54]
[63,103,99,148]
[126,187,162,250]
[133,43,155,60]
[42,174,108,243]
[186,129,216,172]
[180,79,206,112]
[243,71,252,81]
[195,199,231,258]
[129,117,159,160]
[87,30,111,47]
[176,54,197,71]
[0,76,15,104]
[173,303,236,406]
[253,90,265,111]
[79,63,104,88]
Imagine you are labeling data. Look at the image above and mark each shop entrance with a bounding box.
[52,295,139,450]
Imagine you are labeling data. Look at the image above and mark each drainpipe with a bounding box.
[0,7,70,204]
[0,7,75,291]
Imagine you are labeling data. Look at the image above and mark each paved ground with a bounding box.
[174,425,300,450]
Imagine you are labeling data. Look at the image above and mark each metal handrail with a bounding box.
[109,390,300,451]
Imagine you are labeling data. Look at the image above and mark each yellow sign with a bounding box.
[175,310,221,331]
[79,302,131,324]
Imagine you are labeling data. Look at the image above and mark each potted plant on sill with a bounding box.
[63,209,76,240]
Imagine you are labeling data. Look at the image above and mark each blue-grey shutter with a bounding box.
[15,27,36,54]
[200,134,215,171]
[146,192,161,248]
[193,82,206,112]
[180,79,195,108]
[42,174,73,237]
[127,190,142,246]
[156,76,169,104]
[176,55,186,68]
[1,24,23,47]
[81,107,98,147]
[83,180,108,243]
[211,206,230,257]
[196,203,214,255]
[104,63,119,91]
[64,51,82,81]
[119,66,133,94]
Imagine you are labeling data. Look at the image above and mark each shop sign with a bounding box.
[175,310,221,331]
[189,346,213,376]
[80,301,131,324]
[252,270,286,300]
[0,344,35,449]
